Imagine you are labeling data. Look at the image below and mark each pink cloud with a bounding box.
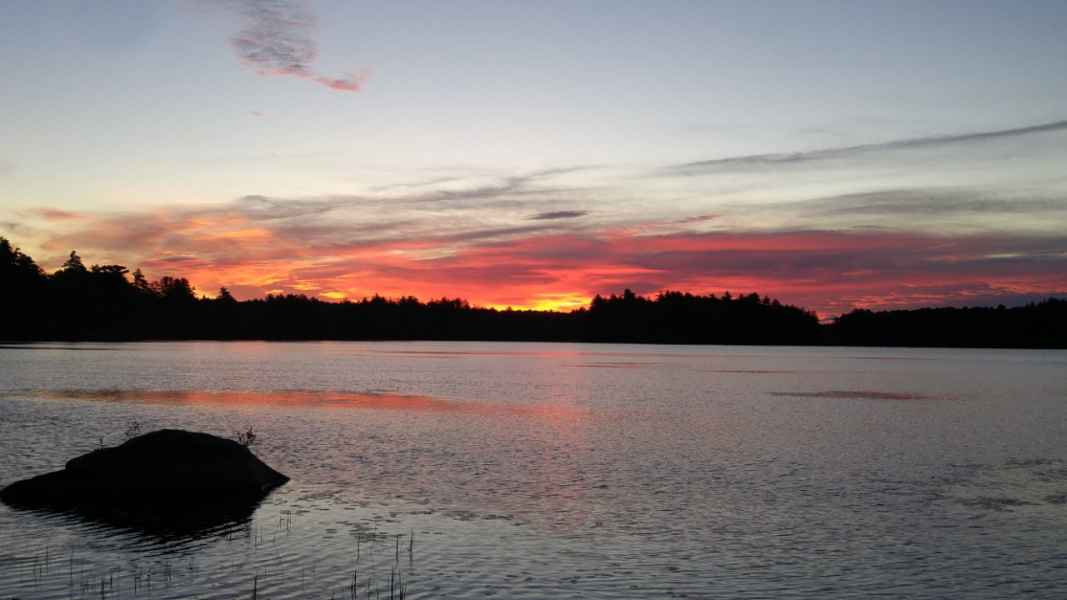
[19,200,1067,317]
[312,73,366,92]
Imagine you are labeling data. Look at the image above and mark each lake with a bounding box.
[1,342,1065,599]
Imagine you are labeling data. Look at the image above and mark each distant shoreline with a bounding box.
[3,237,1065,349]
[1,338,1064,351]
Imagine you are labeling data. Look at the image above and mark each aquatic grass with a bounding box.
[235,426,258,448]
[15,518,420,600]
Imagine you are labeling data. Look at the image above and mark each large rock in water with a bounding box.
[0,429,289,533]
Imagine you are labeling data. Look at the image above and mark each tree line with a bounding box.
[1,237,1063,347]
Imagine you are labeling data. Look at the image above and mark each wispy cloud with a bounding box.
[530,210,588,220]
[808,189,1067,218]
[223,0,365,92]
[31,208,85,221]
[698,187,1067,233]
[670,119,1067,174]
[0,221,33,235]
[674,214,718,225]
[370,176,466,193]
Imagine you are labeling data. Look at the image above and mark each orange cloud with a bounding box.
[18,199,1067,317]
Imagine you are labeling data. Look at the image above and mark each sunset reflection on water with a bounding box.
[33,388,588,420]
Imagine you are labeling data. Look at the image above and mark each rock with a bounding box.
[0,429,289,533]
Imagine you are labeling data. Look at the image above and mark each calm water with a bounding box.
[1,342,1065,599]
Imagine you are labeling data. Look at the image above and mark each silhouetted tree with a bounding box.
[157,276,196,303]
[829,299,1067,348]
[0,238,47,339]
[131,268,153,295]
[62,250,86,273]
[0,238,44,285]
[0,237,1063,347]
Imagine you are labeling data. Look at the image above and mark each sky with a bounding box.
[2,0,1067,315]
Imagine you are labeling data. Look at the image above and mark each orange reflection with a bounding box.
[35,389,587,420]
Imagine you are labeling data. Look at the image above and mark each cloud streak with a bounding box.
[225,0,364,92]
[671,119,1067,173]
[530,210,588,220]
[808,189,1067,218]
[31,208,85,221]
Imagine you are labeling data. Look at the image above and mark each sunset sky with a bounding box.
[3,1,1067,315]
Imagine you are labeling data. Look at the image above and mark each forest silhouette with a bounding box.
[1,237,1064,348]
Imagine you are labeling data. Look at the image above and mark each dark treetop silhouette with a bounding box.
[1,237,1064,348]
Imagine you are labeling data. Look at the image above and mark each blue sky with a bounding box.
[2,0,1066,313]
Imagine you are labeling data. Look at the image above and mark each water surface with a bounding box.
[1,342,1066,598]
